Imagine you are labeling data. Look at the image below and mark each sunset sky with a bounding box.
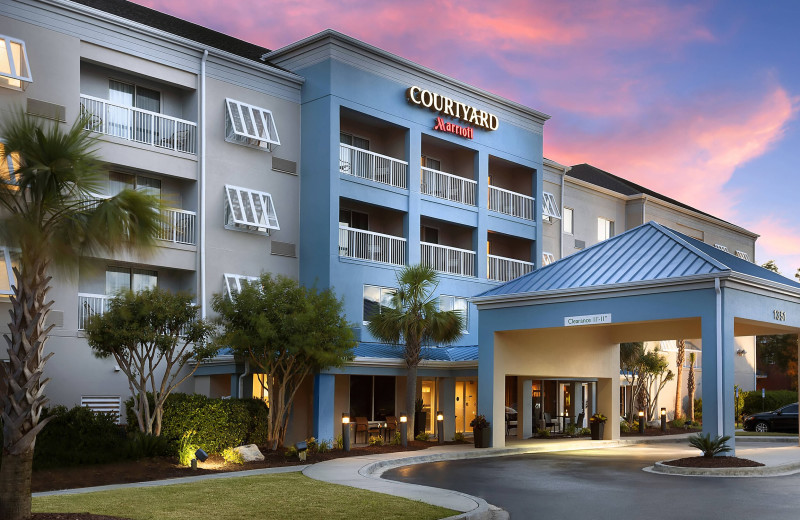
[132,0,800,277]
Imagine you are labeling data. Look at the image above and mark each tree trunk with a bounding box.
[687,353,696,422]
[0,449,34,520]
[675,339,685,419]
[406,364,418,438]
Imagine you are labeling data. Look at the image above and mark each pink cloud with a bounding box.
[751,216,800,276]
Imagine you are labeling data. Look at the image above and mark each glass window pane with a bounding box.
[106,267,131,295]
[0,248,13,294]
[108,172,135,196]
[135,86,160,113]
[10,41,24,78]
[109,80,134,106]
[373,376,395,421]
[379,288,395,313]
[439,295,454,312]
[136,176,161,199]
[563,208,573,234]
[363,285,380,322]
[352,136,370,151]
[132,268,157,292]
[349,375,372,419]
[0,40,10,75]
[339,132,353,145]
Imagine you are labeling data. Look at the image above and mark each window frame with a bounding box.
[225,98,280,151]
[340,132,370,151]
[541,191,561,220]
[223,273,259,299]
[363,284,396,324]
[542,252,555,266]
[562,207,574,235]
[421,155,442,171]
[439,294,469,333]
[224,184,280,235]
[0,35,32,91]
[105,266,158,296]
[108,79,162,113]
[597,217,614,241]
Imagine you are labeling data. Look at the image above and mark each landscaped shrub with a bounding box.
[33,405,127,470]
[222,446,245,464]
[125,393,269,455]
[125,432,171,459]
[178,430,200,466]
[415,432,430,441]
[694,398,703,422]
[741,390,797,416]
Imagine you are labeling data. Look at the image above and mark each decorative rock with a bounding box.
[234,444,264,462]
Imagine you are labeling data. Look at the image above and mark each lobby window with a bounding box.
[350,375,395,421]
[714,244,729,253]
[0,35,32,90]
[0,247,20,297]
[542,252,555,266]
[421,155,441,170]
[224,185,280,235]
[363,285,395,323]
[597,218,614,241]
[563,207,574,234]
[439,294,469,332]
[541,192,561,221]
[340,132,369,150]
[225,98,280,151]
[105,266,157,295]
[223,273,259,299]
[0,142,20,188]
[735,250,750,261]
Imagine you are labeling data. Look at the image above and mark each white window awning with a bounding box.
[542,252,555,266]
[225,98,280,150]
[735,250,750,261]
[714,244,729,253]
[223,273,259,299]
[0,35,32,91]
[225,185,280,233]
[542,192,561,219]
[0,247,19,296]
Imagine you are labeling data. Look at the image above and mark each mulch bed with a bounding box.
[662,456,764,468]
[32,440,463,493]
[621,427,701,437]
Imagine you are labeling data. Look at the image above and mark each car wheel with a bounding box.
[754,421,769,433]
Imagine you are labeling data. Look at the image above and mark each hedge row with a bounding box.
[125,393,269,454]
[741,390,797,416]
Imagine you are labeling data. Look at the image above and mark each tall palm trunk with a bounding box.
[405,364,418,436]
[687,352,696,423]
[674,339,685,419]
[0,260,54,520]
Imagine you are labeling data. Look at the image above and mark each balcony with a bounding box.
[338,226,406,266]
[78,293,109,330]
[339,144,407,189]
[421,167,476,206]
[488,255,534,282]
[159,208,197,246]
[80,94,197,155]
[489,185,534,220]
[421,242,475,277]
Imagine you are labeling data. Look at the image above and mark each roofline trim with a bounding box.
[263,29,549,123]
[351,357,478,368]
[44,0,304,85]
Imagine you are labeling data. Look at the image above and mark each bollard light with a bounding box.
[638,409,645,434]
[437,410,444,444]
[342,413,351,452]
[400,413,408,447]
[660,407,667,432]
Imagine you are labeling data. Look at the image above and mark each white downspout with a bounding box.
[715,277,723,436]
[238,359,250,399]
[200,50,208,319]
[560,166,566,259]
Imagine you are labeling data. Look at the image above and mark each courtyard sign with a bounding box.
[564,313,612,327]
[406,86,499,132]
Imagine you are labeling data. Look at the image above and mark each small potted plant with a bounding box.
[589,413,607,440]
[470,415,491,448]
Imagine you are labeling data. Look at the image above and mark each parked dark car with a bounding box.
[743,403,799,433]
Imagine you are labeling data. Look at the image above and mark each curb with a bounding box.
[648,459,800,477]
[734,435,798,443]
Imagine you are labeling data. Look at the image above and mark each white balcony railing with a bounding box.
[487,254,534,282]
[158,208,197,245]
[78,293,109,330]
[420,167,476,206]
[339,144,408,189]
[488,185,534,220]
[80,94,198,155]
[338,226,406,266]
[421,242,476,277]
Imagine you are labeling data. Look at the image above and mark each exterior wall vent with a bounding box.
[574,239,586,249]
[27,98,66,122]
[271,241,297,257]
[272,157,297,175]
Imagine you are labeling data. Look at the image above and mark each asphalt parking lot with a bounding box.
[383,443,800,519]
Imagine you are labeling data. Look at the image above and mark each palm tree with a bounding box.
[687,352,696,423]
[0,111,162,520]
[366,264,464,437]
[674,339,685,419]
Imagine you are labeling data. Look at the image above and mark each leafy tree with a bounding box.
[674,339,685,419]
[0,112,161,520]
[639,348,674,420]
[795,268,800,282]
[761,260,779,273]
[85,288,216,435]
[366,264,464,436]
[212,274,355,449]
[620,342,646,422]
[757,334,798,390]
[687,352,697,422]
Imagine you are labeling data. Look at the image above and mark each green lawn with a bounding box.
[736,431,798,437]
[33,472,456,520]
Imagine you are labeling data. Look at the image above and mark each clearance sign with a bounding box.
[406,86,498,140]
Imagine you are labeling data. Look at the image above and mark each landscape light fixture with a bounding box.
[437,411,444,444]
[342,413,351,452]
[660,407,667,432]
[191,448,209,470]
[400,413,408,447]
[638,409,645,434]
[295,441,308,462]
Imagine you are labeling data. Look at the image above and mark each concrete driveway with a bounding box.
[383,442,800,519]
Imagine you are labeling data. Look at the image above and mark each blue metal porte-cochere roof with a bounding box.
[354,343,479,362]
[479,221,800,298]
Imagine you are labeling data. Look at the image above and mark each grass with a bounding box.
[736,431,797,437]
[33,472,455,520]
